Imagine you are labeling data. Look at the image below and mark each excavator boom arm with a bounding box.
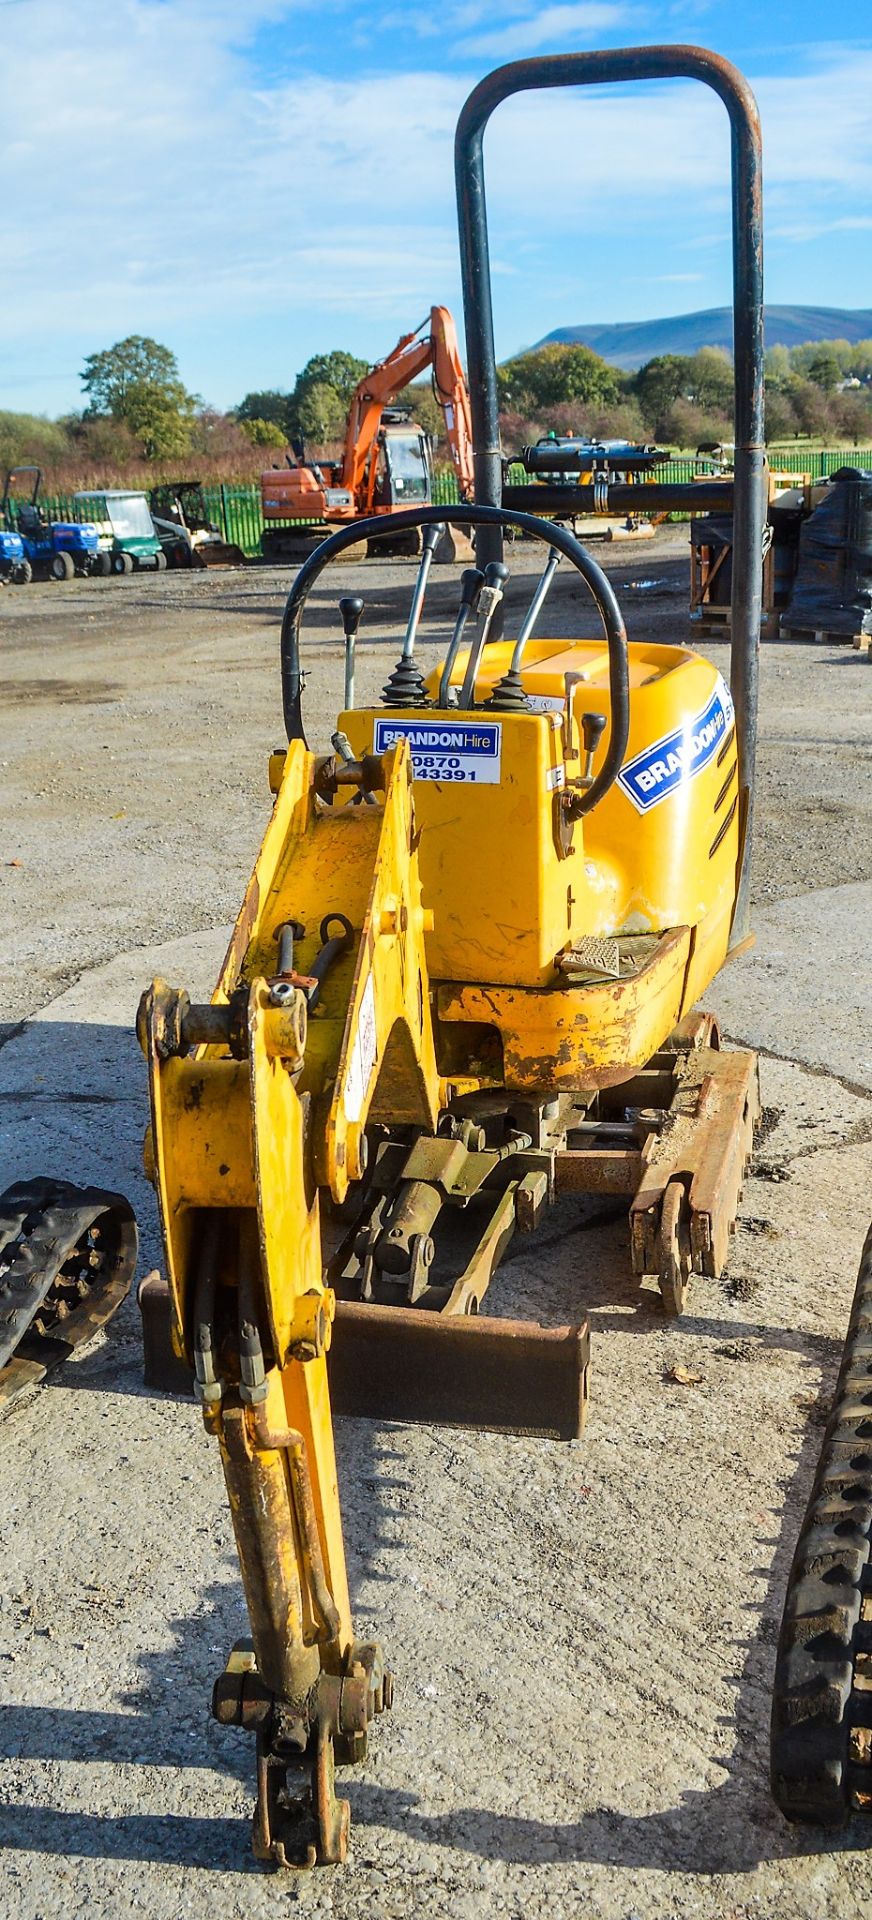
[429,305,475,500]
[340,307,474,501]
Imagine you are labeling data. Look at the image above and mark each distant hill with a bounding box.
[534,307,872,370]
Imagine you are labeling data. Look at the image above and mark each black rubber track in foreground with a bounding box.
[771,1218,872,1821]
[0,1179,137,1409]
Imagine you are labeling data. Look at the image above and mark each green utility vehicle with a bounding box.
[73,491,165,573]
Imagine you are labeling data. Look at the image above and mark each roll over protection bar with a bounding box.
[454,45,766,940]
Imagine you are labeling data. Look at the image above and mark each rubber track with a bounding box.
[771,1217,872,1822]
[0,1178,137,1382]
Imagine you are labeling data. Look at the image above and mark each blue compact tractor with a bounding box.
[1,467,106,580]
[0,524,30,585]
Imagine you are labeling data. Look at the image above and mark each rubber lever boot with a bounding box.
[438,567,485,706]
[339,595,364,710]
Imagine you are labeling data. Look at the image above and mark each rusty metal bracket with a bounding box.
[628,1044,760,1313]
[213,1636,391,1868]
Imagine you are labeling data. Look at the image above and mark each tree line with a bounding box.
[495,337,872,449]
[2,330,871,491]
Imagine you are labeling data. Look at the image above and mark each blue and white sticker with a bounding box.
[617,676,735,814]
[373,717,502,784]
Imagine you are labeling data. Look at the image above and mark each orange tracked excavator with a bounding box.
[260,306,475,560]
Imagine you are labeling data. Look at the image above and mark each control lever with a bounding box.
[459,561,509,709]
[487,549,561,711]
[510,548,559,674]
[556,699,609,852]
[338,595,364,710]
[562,672,584,763]
[581,712,608,785]
[438,566,484,706]
[403,522,443,660]
[381,523,444,707]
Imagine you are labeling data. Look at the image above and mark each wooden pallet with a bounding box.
[693,604,781,641]
[781,624,870,648]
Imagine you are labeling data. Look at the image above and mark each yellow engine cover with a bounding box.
[341,635,738,993]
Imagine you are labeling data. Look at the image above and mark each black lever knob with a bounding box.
[458,566,485,610]
[339,595,364,638]
[422,522,444,555]
[484,560,509,590]
[582,712,608,753]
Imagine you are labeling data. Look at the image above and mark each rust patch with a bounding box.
[220,876,262,989]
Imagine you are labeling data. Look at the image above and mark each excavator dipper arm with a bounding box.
[139,738,442,1866]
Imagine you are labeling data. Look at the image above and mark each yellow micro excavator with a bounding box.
[137,46,770,1868]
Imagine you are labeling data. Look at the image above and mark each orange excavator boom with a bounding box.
[259,306,475,556]
[340,306,474,502]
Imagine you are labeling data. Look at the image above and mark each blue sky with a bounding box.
[0,0,869,415]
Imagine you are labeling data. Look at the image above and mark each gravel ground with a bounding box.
[2,531,872,1919]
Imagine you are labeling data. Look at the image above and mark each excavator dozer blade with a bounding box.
[138,1272,589,1441]
[329,1300,589,1441]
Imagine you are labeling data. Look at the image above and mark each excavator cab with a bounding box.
[371,414,433,508]
[138,44,768,1874]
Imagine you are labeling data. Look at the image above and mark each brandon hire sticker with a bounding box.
[616,676,735,814]
[373,717,502,784]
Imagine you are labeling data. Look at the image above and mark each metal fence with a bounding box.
[30,447,872,558]
[203,484,270,554]
[767,447,872,478]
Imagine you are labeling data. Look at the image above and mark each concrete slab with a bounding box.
[0,928,230,1270]
[707,879,872,1089]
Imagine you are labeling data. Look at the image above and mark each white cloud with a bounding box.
[768,214,872,244]
[458,3,636,59]
[378,0,625,38]
[0,13,870,410]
